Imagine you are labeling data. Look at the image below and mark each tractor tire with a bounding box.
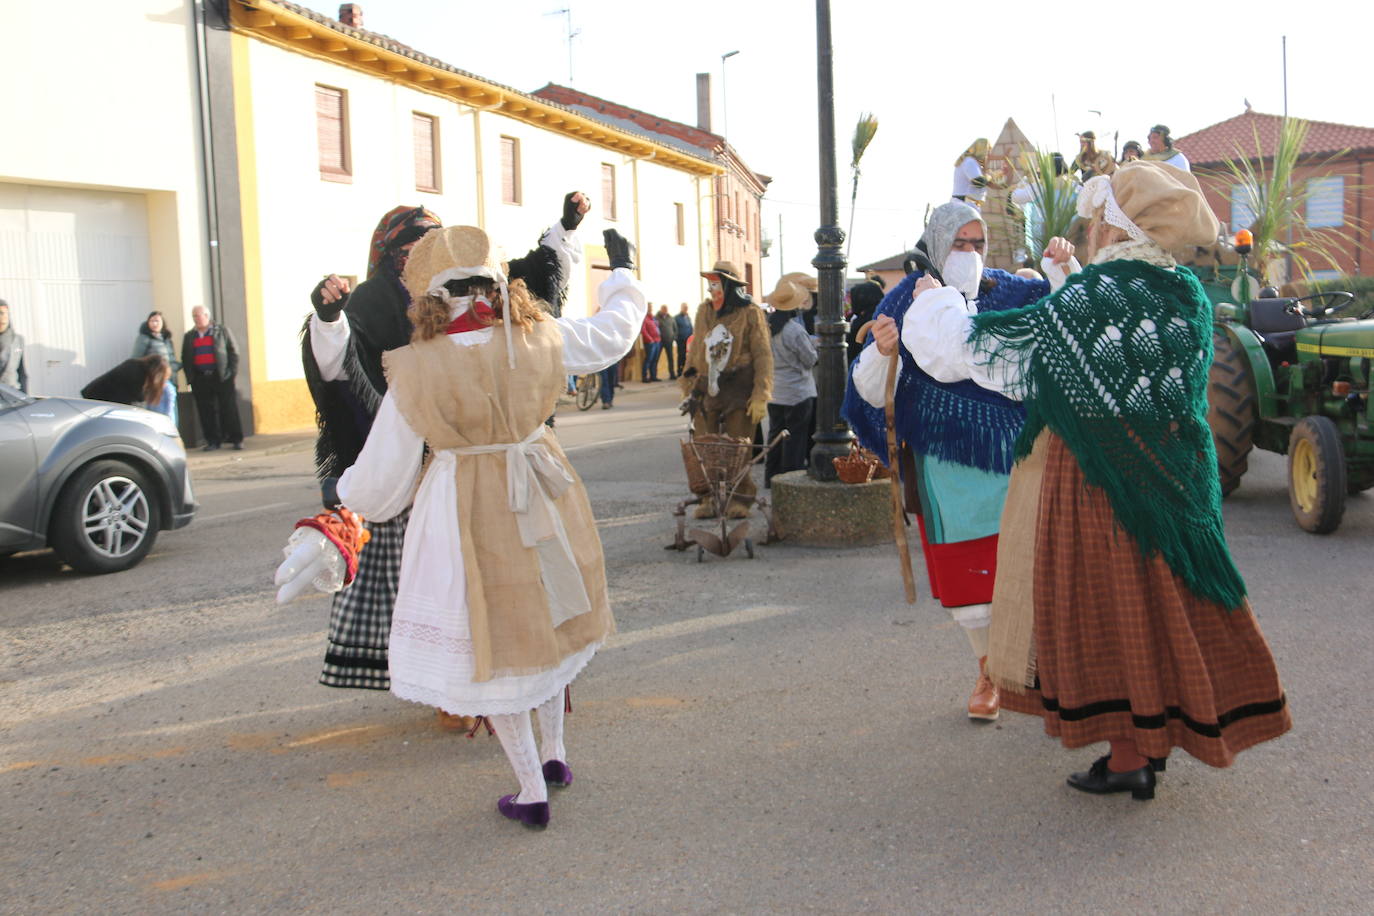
[1288,416,1347,534]
[1206,329,1257,496]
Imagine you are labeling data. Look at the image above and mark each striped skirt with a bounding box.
[319,510,409,690]
[1001,437,1290,767]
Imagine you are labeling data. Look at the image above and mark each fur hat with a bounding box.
[1077,161,1219,252]
[701,260,744,284]
[763,272,816,312]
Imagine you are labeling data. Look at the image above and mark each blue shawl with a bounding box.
[841,269,1048,475]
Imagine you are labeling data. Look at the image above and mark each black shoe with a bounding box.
[202,443,221,452]
[1149,756,1167,773]
[230,442,244,451]
[1067,755,1156,800]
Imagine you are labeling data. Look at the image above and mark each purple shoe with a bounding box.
[542,760,573,788]
[497,793,550,830]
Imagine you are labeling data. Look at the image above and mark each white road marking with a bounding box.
[607,604,798,650]
[198,501,293,523]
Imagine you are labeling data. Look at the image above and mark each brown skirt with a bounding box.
[1000,436,1291,768]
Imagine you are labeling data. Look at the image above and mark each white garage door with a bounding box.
[0,183,155,397]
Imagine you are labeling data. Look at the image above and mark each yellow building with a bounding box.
[2,0,742,437]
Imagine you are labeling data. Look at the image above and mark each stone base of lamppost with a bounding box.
[769,470,889,547]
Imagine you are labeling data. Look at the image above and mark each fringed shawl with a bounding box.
[842,269,1049,474]
[969,260,1247,610]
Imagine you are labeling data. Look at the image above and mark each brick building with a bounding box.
[1177,110,1374,279]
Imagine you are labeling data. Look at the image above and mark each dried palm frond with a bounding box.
[847,113,879,261]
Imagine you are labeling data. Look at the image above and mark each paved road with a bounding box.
[3,381,1372,914]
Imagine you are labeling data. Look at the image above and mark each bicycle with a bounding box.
[574,373,600,411]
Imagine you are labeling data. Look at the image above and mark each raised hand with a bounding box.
[562,191,591,231]
[604,228,636,271]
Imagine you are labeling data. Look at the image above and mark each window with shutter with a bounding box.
[602,164,617,220]
[413,113,440,193]
[501,136,521,205]
[1229,184,1255,235]
[675,203,685,246]
[1306,176,1344,228]
[315,85,350,182]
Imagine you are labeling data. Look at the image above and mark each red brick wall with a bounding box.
[1197,153,1373,277]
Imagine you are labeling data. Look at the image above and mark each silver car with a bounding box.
[0,382,197,573]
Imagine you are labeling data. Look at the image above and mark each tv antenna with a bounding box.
[545,8,581,83]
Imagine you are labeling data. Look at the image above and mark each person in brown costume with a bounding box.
[679,260,773,518]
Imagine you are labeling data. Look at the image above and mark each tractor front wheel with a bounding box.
[1206,329,1257,496]
[1288,416,1347,534]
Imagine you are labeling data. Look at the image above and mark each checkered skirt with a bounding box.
[1000,437,1290,767]
[319,509,409,690]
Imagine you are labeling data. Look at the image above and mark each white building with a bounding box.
[2,0,727,435]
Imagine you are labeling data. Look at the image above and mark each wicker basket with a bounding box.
[833,443,884,484]
[682,434,752,496]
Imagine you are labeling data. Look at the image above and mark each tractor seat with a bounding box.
[1248,297,1305,364]
[1249,297,1306,335]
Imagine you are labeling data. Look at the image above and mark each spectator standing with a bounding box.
[640,307,662,381]
[132,311,180,414]
[762,273,818,485]
[673,302,693,376]
[845,279,884,365]
[181,305,243,451]
[0,299,29,393]
[655,304,679,379]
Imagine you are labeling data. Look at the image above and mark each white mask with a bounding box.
[942,251,984,300]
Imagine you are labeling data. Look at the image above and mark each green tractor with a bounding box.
[1205,232,1374,533]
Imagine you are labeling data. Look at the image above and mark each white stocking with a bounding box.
[950,603,991,661]
[536,690,567,765]
[488,712,548,804]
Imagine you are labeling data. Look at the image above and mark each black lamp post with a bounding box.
[808,0,853,481]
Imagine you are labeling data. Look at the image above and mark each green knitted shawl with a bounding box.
[969,260,1247,610]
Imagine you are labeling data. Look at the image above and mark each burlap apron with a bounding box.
[383,322,614,682]
[986,431,1050,692]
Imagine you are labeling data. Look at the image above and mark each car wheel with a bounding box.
[50,459,161,574]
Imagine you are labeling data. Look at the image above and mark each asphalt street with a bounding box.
[3,380,1372,914]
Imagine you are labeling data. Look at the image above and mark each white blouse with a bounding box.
[851,256,1079,407]
[337,267,645,520]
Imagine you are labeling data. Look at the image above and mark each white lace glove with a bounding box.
[273,509,369,605]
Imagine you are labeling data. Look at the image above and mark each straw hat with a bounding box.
[401,225,503,302]
[763,272,816,312]
[1077,161,1219,252]
[700,260,744,284]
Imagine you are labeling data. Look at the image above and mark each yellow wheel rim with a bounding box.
[1292,437,1318,512]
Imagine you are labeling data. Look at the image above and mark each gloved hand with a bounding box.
[321,476,341,510]
[747,398,768,425]
[604,229,636,271]
[311,274,351,322]
[273,508,371,605]
[561,191,590,231]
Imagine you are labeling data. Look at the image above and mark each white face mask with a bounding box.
[942,251,984,300]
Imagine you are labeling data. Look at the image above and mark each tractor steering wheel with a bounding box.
[1287,290,1356,319]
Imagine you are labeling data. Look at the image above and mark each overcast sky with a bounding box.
[297,0,1371,287]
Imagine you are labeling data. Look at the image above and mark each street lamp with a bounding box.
[808,0,852,480]
[720,50,740,137]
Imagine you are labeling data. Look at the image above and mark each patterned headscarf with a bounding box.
[366,206,442,279]
[919,201,985,276]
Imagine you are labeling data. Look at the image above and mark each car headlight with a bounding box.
[105,407,181,439]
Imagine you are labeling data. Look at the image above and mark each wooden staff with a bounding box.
[857,320,917,604]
